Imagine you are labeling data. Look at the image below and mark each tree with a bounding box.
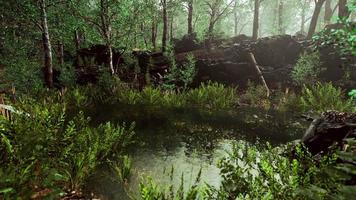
[339,0,350,19]
[40,0,54,88]
[11,0,55,88]
[187,0,194,34]
[307,0,326,39]
[277,0,285,34]
[206,0,234,37]
[162,0,168,52]
[324,0,333,24]
[252,0,261,40]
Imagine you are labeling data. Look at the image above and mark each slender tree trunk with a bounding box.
[252,0,260,41]
[58,40,64,66]
[40,0,53,88]
[234,0,238,36]
[278,0,284,34]
[151,20,157,50]
[307,0,326,39]
[339,0,349,19]
[188,0,193,34]
[74,30,81,50]
[162,0,168,52]
[208,19,215,37]
[324,0,333,25]
[301,2,306,33]
[170,16,174,42]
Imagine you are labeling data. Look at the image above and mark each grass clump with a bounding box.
[186,82,237,110]
[299,82,354,113]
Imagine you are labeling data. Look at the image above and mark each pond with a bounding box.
[84,104,307,200]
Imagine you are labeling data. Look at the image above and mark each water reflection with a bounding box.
[85,104,306,199]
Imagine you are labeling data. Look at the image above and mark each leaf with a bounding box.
[0,188,15,194]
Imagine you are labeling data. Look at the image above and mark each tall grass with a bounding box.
[117,82,238,110]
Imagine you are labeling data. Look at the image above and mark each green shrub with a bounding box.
[291,51,322,86]
[162,47,197,90]
[299,82,353,113]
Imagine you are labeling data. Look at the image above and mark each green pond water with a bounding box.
[83,104,307,200]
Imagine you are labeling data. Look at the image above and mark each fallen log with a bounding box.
[248,52,270,97]
[301,111,356,155]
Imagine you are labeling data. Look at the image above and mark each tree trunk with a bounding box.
[278,0,284,34]
[252,0,260,41]
[57,40,64,66]
[188,0,193,34]
[151,20,157,50]
[74,30,81,50]
[339,0,349,19]
[307,0,325,39]
[234,0,238,36]
[301,3,306,33]
[248,52,270,97]
[324,0,333,25]
[208,19,215,37]
[40,0,53,88]
[170,16,173,42]
[107,43,114,74]
[162,0,168,52]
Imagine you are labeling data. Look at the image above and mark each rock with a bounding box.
[301,111,356,155]
[173,33,203,53]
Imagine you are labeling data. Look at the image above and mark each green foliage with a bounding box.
[58,64,76,88]
[111,155,133,184]
[312,20,356,56]
[116,82,237,110]
[211,142,336,200]
[0,58,44,95]
[348,89,356,99]
[299,82,354,113]
[186,82,237,110]
[181,54,197,89]
[0,97,135,198]
[139,167,203,200]
[291,51,322,86]
[162,48,197,90]
[138,141,348,200]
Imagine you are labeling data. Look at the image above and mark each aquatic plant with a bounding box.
[140,167,203,200]
[111,155,132,184]
[299,82,353,113]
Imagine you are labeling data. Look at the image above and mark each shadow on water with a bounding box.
[83,103,308,199]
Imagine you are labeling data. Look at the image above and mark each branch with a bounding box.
[213,0,234,24]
